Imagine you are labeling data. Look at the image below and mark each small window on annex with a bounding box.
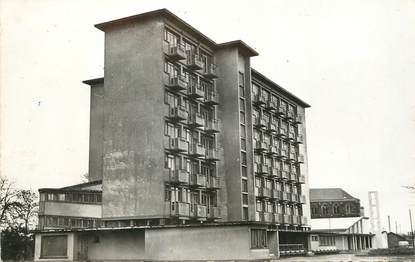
[41,235,68,258]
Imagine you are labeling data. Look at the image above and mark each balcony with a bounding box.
[186,52,204,70]
[207,176,220,189]
[280,149,288,158]
[167,106,188,122]
[289,172,297,182]
[273,213,283,224]
[295,134,304,144]
[288,132,296,141]
[165,45,187,61]
[299,195,306,204]
[271,190,282,200]
[254,118,267,129]
[205,149,219,162]
[253,95,266,106]
[268,146,279,155]
[255,187,271,198]
[254,163,269,175]
[300,216,308,225]
[296,154,305,163]
[269,167,280,178]
[277,106,287,116]
[277,128,287,137]
[169,201,190,218]
[166,169,190,184]
[292,215,300,225]
[202,64,218,79]
[188,114,205,127]
[281,170,289,180]
[283,214,292,224]
[294,114,304,124]
[208,206,220,219]
[187,82,205,99]
[298,175,306,184]
[254,141,267,152]
[286,110,295,121]
[165,137,188,152]
[204,93,219,105]
[193,204,207,220]
[266,101,278,111]
[263,212,273,222]
[205,119,219,133]
[290,194,299,203]
[268,123,278,133]
[190,173,207,187]
[281,192,289,202]
[288,152,296,161]
[188,144,206,157]
[165,76,188,92]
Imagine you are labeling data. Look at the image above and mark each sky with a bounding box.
[1,0,415,232]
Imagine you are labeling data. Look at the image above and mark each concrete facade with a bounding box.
[35,9,312,261]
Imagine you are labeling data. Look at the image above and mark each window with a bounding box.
[41,235,68,258]
[242,194,248,205]
[243,207,249,220]
[241,166,247,178]
[241,152,247,165]
[311,235,319,242]
[239,98,245,112]
[164,28,180,46]
[251,229,267,249]
[240,124,246,138]
[239,72,245,97]
[319,236,335,246]
[242,179,248,193]
[240,112,245,123]
[252,83,259,99]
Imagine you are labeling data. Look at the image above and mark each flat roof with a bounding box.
[251,68,310,108]
[310,188,359,202]
[94,8,258,57]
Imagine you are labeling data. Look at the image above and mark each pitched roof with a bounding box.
[310,188,359,202]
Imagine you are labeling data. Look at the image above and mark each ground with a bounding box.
[278,254,415,262]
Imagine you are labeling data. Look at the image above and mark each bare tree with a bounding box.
[14,190,38,233]
[0,177,21,228]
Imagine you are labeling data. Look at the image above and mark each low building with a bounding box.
[310,188,361,218]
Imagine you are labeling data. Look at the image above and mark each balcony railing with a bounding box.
[166,169,190,184]
[204,92,219,105]
[255,187,271,198]
[188,144,206,157]
[208,206,220,219]
[187,82,205,99]
[263,212,272,222]
[253,118,267,129]
[289,172,297,182]
[205,119,219,133]
[188,114,205,127]
[190,173,207,187]
[294,114,304,124]
[186,52,204,70]
[296,154,305,163]
[165,137,188,152]
[165,45,187,61]
[254,163,269,175]
[165,76,188,92]
[286,110,295,120]
[168,201,190,218]
[268,146,279,155]
[295,134,304,144]
[298,175,306,184]
[277,106,287,116]
[290,194,299,203]
[281,170,289,180]
[205,149,219,161]
[168,106,188,122]
[281,192,289,201]
[271,190,282,200]
[283,214,292,224]
[202,64,218,79]
[273,213,283,224]
[266,101,278,111]
[277,128,287,137]
[288,132,296,141]
[193,204,207,219]
[253,95,266,106]
[268,123,278,133]
[254,141,267,152]
[269,167,280,178]
[292,215,300,225]
[207,176,220,189]
[280,149,288,158]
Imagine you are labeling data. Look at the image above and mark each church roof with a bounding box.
[310,188,359,202]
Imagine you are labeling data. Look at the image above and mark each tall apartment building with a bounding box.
[34,9,311,261]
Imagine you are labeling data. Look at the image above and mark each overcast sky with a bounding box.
[1,0,414,232]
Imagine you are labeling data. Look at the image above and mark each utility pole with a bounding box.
[410,209,414,248]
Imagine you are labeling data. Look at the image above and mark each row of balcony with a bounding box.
[165,77,219,105]
[254,188,306,204]
[254,121,304,144]
[256,212,307,225]
[252,97,303,124]
[254,165,306,184]
[254,143,305,163]
[166,201,220,220]
[164,169,220,189]
[167,107,220,133]
[165,137,219,161]
[164,45,218,79]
